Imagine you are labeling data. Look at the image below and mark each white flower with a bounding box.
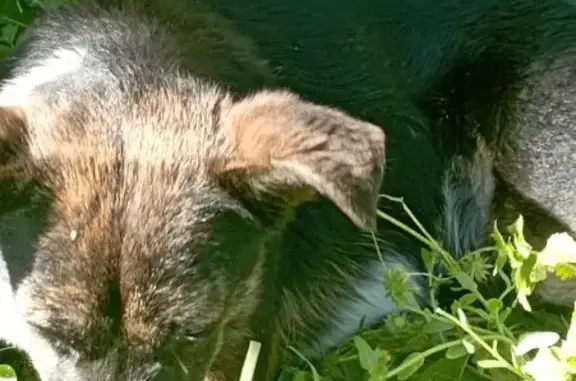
[515,331,560,356]
[537,233,576,268]
[523,347,571,381]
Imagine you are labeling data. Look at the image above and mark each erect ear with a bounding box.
[217,91,386,231]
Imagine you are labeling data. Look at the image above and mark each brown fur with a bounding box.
[0,79,385,380]
[0,0,390,379]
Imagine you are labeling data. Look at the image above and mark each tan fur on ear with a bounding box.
[219,91,386,230]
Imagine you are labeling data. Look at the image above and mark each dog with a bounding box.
[0,1,394,380]
[1,0,576,380]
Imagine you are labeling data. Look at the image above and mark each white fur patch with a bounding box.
[0,250,19,345]
[14,281,65,381]
[301,258,423,357]
[0,47,86,106]
[0,254,62,380]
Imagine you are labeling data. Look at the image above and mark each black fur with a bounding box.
[204,0,576,252]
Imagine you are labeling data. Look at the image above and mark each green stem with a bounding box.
[376,208,459,272]
[468,246,497,256]
[289,346,321,381]
[376,210,431,250]
[0,15,29,29]
[407,306,516,347]
[499,285,516,302]
[385,334,510,379]
[383,339,464,379]
[380,195,438,247]
[435,308,528,379]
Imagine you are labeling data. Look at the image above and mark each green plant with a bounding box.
[0,0,33,61]
[276,196,576,381]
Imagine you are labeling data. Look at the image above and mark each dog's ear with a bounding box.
[216,91,386,230]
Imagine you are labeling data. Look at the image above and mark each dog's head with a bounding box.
[0,79,385,380]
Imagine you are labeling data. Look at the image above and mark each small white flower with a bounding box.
[515,331,560,356]
[523,347,571,381]
[537,233,576,268]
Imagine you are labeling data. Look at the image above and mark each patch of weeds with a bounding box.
[277,196,576,381]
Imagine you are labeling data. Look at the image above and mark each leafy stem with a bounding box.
[434,308,528,379]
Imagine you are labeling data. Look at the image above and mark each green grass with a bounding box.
[1,1,576,380]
